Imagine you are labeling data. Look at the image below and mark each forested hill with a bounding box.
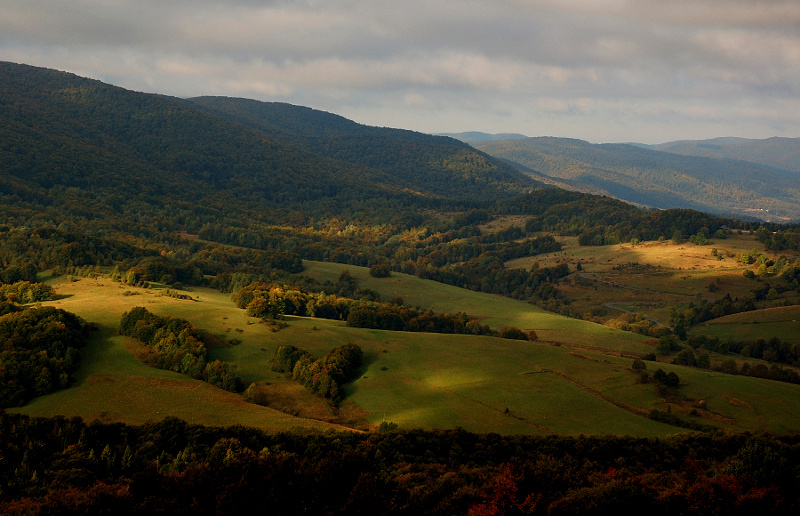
[648,137,800,174]
[187,96,539,199]
[0,62,538,238]
[475,136,800,222]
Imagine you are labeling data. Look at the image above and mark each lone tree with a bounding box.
[369,263,391,278]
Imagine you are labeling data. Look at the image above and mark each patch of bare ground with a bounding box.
[550,340,644,360]
[124,337,158,367]
[721,393,755,411]
[568,352,613,364]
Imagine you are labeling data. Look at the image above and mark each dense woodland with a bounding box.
[0,307,93,407]
[0,412,798,514]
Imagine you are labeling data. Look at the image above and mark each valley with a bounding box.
[2,61,800,512]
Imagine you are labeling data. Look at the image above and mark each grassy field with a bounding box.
[303,260,654,354]
[691,305,800,344]
[13,276,347,432]
[9,266,800,436]
[505,234,800,326]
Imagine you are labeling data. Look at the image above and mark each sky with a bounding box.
[2,0,799,144]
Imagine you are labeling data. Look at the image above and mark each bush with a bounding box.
[369,263,391,278]
[498,326,529,341]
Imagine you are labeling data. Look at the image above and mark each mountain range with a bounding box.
[469,136,800,222]
[0,61,538,241]
[3,61,799,228]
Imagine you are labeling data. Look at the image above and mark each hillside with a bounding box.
[0,62,538,240]
[185,97,540,200]
[2,61,799,441]
[475,136,800,221]
[650,137,800,174]
[438,131,529,143]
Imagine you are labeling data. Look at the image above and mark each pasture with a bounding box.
[691,305,800,344]
[10,266,800,436]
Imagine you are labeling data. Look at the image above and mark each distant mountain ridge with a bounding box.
[186,97,538,200]
[438,132,529,143]
[475,136,800,222]
[646,137,800,174]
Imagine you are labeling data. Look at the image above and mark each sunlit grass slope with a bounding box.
[691,305,800,344]
[303,260,653,354]
[14,276,346,432]
[12,269,800,436]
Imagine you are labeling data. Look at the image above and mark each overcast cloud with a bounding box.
[2,0,799,143]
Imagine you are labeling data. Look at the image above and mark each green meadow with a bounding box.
[691,305,800,344]
[10,263,800,437]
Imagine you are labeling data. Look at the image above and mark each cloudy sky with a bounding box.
[2,0,799,143]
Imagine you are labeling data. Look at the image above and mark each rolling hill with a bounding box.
[438,131,529,143]
[475,136,800,222]
[649,136,800,174]
[2,62,800,514]
[186,97,538,200]
[0,61,539,239]
[2,61,799,440]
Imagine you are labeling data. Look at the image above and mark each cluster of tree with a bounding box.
[756,226,800,251]
[51,264,103,279]
[419,256,569,303]
[0,306,92,407]
[369,262,391,277]
[504,190,756,246]
[670,293,764,338]
[1,412,798,514]
[272,343,362,402]
[656,339,800,386]
[348,305,507,337]
[231,272,372,319]
[605,312,672,338]
[0,263,38,284]
[0,300,21,317]
[716,358,800,385]
[0,281,55,304]
[688,335,800,367]
[632,359,682,389]
[671,348,711,369]
[232,280,532,339]
[110,244,306,291]
[652,368,681,387]
[0,225,144,271]
[118,307,242,392]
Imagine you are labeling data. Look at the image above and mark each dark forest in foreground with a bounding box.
[1,412,797,515]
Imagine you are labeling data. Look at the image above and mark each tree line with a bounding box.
[1,411,798,514]
[232,278,534,340]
